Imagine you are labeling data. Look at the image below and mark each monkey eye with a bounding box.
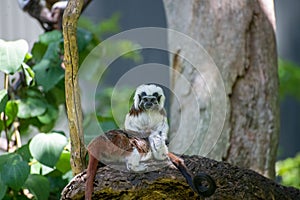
[152,92,158,97]
[141,92,147,97]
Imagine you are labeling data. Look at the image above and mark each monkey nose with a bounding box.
[144,102,153,109]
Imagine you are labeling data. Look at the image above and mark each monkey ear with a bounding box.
[157,95,162,102]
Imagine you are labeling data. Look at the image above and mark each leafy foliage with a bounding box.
[0,27,91,200]
[278,59,300,101]
[0,13,141,199]
[277,60,300,189]
[276,153,300,189]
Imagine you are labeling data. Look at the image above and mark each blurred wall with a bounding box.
[0,0,43,47]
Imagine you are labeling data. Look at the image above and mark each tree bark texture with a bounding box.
[63,0,87,175]
[61,155,300,200]
[163,0,279,178]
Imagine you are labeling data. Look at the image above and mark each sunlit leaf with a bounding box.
[29,133,68,167]
[56,150,71,174]
[5,100,18,126]
[22,63,35,86]
[0,39,29,74]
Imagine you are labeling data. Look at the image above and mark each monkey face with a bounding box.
[133,84,165,111]
[138,91,161,110]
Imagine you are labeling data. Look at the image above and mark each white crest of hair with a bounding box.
[133,84,165,110]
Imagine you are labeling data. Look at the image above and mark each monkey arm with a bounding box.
[158,116,169,142]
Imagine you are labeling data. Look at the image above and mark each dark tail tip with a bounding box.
[193,173,216,197]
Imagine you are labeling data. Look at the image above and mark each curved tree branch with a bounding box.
[61,155,300,200]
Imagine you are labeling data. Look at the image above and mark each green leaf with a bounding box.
[0,153,15,170]
[39,30,62,45]
[24,174,50,200]
[0,173,7,200]
[29,133,68,167]
[24,52,32,62]
[16,144,32,162]
[279,59,300,101]
[1,154,30,190]
[33,42,64,91]
[5,100,18,126]
[30,159,56,176]
[39,120,56,133]
[0,39,29,74]
[98,13,120,36]
[37,104,58,124]
[55,150,71,174]
[31,42,47,63]
[16,97,47,118]
[21,63,35,86]
[0,89,8,113]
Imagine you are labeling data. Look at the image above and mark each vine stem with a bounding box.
[3,74,9,151]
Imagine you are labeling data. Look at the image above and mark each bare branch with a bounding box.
[62,0,86,175]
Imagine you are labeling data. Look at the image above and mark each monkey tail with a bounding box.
[172,159,196,191]
[85,153,98,200]
[193,173,216,197]
[167,153,216,197]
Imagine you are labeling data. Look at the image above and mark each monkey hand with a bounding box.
[149,132,168,161]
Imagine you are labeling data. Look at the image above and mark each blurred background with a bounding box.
[0,0,298,169]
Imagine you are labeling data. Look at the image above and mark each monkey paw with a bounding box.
[128,163,147,172]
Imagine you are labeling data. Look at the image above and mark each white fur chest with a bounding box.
[125,111,166,133]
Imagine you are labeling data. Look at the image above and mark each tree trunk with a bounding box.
[163,0,279,178]
[61,155,300,200]
[63,0,87,175]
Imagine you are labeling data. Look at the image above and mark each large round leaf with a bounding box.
[1,154,30,190]
[24,174,50,200]
[29,133,68,167]
[0,39,28,74]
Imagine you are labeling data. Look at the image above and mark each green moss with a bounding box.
[92,178,199,200]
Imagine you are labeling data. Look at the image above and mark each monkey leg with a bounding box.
[126,147,147,172]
